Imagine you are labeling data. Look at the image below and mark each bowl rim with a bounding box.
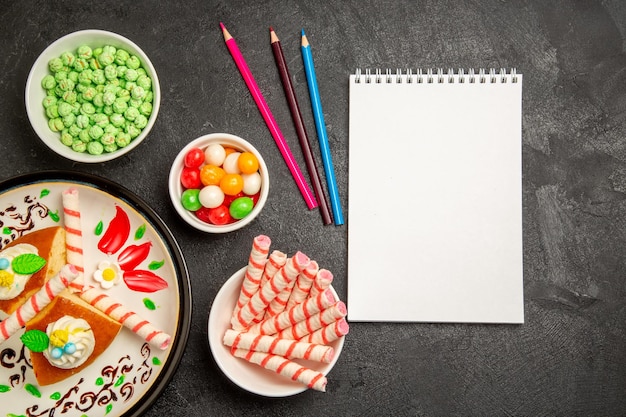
[168,133,270,233]
[25,29,161,163]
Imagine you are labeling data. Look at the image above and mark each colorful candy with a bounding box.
[179,144,262,225]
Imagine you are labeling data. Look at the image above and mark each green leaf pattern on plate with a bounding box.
[148,260,164,270]
[134,223,146,240]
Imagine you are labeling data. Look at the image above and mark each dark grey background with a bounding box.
[2,1,626,416]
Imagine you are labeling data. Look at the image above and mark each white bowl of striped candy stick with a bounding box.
[207,237,348,396]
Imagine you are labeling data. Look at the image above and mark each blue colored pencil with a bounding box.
[300,29,344,226]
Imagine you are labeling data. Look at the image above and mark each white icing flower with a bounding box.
[43,315,95,369]
[93,260,122,289]
[0,244,39,300]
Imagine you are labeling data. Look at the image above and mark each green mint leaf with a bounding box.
[12,253,46,275]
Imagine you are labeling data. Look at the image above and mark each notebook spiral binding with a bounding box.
[354,68,519,84]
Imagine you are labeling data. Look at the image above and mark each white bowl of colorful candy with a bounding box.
[25,29,161,163]
[168,133,269,233]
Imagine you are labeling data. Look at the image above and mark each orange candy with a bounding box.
[237,152,259,174]
[224,147,238,157]
[220,173,244,196]
[200,164,226,186]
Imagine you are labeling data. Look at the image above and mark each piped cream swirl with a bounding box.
[0,243,39,300]
[43,315,95,369]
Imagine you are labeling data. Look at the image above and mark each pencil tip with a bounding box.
[219,22,225,30]
[270,26,274,32]
[301,28,306,36]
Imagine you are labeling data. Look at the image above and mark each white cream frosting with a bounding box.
[0,243,39,300]
[43,315,95,369]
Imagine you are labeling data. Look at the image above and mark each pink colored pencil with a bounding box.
[300,318,350,345]
[231,348,327,391]
[220,23,317,210]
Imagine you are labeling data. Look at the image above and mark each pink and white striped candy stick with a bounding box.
[258,250,287,290]
[223,329,334,363]
[276,301,347,340]
[232,235,271,318]
[286,260,319,309]
[79,286,171,350]
[307,268,333,300]
[246,288,336,335]
[300,318,350,345]
[0,264,78,344]
[264,256,301,318]
[62,188,85,293]
[231,348,327,392]
[231,251,310,331]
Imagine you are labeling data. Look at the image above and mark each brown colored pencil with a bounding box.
[270,27,333,225]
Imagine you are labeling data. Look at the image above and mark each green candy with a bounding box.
[139,102,152,116]
[61,52,76,67]
[48,57,63,72]
[57,102,72,117]
[134,114,148,129]
[110,113,125,127]
[88,125,104,140]
[62,113,76,128]
[54,70,67,81]
[45,105,59,119]
[124,68,138,82]
[103,143,118,153]
[42,96,57,108]
[92,113,109,128]
[41,75,56,89]
[136,74,151,90]
[229,197,254,219]
[126,55,140,69]
[77,45,92,59]
[181,189,202,211]
[61,90,77,104]
[72,139,87,152]
[60,130,73,146]
[115,49,130,65]
[73,58,89,72]
[125,124,140,138]
[80,102,96,115]
[112,98,128,114]
[124,107,139,121]
[87,141,104,155]
[115,132,131,147]
[48,118,63,132]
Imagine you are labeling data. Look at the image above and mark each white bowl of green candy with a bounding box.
[25,29,161,163]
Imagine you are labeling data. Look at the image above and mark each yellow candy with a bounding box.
[0,270,14,287]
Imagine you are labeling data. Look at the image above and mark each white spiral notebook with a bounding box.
[347,68,524,323]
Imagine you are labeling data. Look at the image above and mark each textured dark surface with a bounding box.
[2,1,626,416]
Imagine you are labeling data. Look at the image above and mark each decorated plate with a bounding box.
[0,171,191,416]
